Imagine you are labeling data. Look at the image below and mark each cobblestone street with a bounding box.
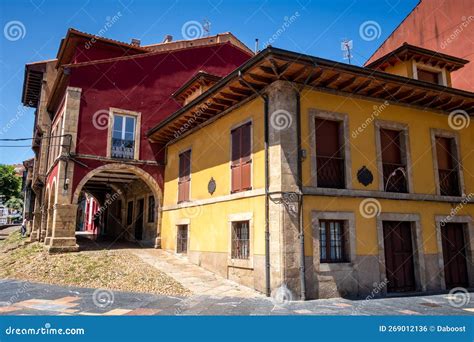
[0,279,473,316]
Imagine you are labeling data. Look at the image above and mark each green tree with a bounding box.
[0,164,22,202]
[6,197,23,213]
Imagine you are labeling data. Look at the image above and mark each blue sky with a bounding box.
[0,0,419,165]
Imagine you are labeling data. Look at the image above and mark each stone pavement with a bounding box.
[0,279,473,316]
[131,249,262,298]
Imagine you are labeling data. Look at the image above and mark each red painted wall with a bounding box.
[69,42,251,161]
[72,40,144,64]
[366,0,474,91]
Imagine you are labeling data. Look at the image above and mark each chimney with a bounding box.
[130,38,141,47]
[163,34,173,43]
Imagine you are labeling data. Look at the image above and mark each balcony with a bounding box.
[317,156,345,189]
[438,168,460,196]
[111,138,135,160]
[383,163,408,193]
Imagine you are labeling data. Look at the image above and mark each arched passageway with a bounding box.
[73,164,161,248]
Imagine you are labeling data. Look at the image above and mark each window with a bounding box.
[178,150,191,203]
[319,220,346,263]
[380,129,408,193]
[177,225,188,254]
[315,118,345,188]
[111,114,136,159]
[417,68,441,85]
[148,196,155,223]
[231,221,250,259]
[435,136,460,196]
[231,122,252,193]
[126,201,134,225]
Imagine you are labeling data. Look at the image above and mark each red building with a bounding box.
[366,0,473,92]
[22,28,252,251]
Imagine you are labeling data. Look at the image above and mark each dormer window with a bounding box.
[416,68,441,85]
[365,43,468,88]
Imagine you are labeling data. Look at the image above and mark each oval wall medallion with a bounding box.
[208,177,216,195]
[357,166,373,187]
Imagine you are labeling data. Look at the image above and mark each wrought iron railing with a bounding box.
[438,168,460,196]
[383,163,408,193]
[231,238,250,259]
[317,156,345,189]
[177,228,188,254]
[111,138,135,160]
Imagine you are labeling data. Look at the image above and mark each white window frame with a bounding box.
[106,108,141,160]
[412,61,448,86]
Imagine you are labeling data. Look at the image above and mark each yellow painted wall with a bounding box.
[300,88,473,256]
[161,98,266,254]
[300,89,474,194]
[383,60,412,78]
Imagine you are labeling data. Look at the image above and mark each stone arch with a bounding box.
[72,164,162,246]
[72,164,162,205]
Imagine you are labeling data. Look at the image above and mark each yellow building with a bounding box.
[147,45,474,300]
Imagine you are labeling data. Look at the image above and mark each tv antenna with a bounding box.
[341,38,353,64]
[202,19,211,37]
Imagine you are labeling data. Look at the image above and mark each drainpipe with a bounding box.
[238,72,271,297]
[264,95,271,297]
[295,91,306,300]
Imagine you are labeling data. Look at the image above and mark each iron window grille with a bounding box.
[319,220,347,263]
[231,221,250,259]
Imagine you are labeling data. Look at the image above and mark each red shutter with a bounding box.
[380,129,402,164]
[178,150,191,202]
[231,123,252,192]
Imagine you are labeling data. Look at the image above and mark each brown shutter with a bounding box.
[231,128,241,192]
[417,69,439,84]
[436,137,453,170]
[315,118,340,157]
[380,129,402,164]
[178,150,191,202]
[231,123,252,192]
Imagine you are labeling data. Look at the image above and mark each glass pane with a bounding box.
[124,132,134,142]
[113,115,123,139]
[125,117,135,135]
[320,221,326,260]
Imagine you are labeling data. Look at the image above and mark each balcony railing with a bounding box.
[383,163,408,193]
[438,168,460,196]
[111,138,135,160]
[317,156,345,189]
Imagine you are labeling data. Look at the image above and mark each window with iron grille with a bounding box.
[111,114,136,160]
[315,118,345,189]
[126,201,133,225]
[435,136,460,196]
[148,196,155,223]
[380,128,408,193]
[231,221,250,259]
[319,220,347,263]
[178,150,191,203]
[231,122,252,193]
[177,225,188,254]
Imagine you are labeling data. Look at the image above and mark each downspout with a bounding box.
[264,95,271,297]
[295,91,306,300]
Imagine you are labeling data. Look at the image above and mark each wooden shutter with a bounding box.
[436,137,454,170]
[231,122,252,192]
[178,150,191,202]
[240,123,252,191]
[380,129,402,164]
[417,69,439,84]
[315,118,340,157]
